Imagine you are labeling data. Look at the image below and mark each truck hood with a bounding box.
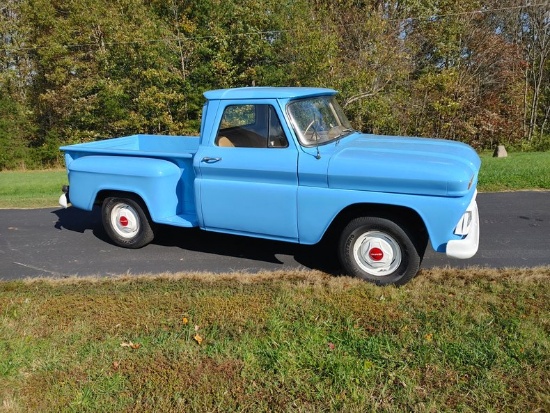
[328,134,481,197]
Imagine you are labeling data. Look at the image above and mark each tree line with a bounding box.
[1,0,549,169]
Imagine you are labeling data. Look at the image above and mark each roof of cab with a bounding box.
[203,87,337,101]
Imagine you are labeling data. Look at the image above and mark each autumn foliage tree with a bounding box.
[0,0,548,169]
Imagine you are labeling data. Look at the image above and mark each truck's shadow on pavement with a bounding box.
[52,207,342,275]
[155,225,342,275]
[53,206,103,233]
[52,206,117,247]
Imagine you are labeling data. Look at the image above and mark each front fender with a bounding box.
[297,186,476,252]
[67,155,181,221]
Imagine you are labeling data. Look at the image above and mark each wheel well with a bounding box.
[96,190,156,224]
[95,190,148,211]
[325,203,428,246]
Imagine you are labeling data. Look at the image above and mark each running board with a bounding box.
[155,214,198,228]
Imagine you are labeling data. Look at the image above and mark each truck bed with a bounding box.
[60,134,200,159]
[60,134,200,227]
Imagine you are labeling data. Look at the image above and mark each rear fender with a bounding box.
[67,155,182,221]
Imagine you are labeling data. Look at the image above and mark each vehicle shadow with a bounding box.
[51,206,342,275]
[51,206,110,243]
[155,225,342,275]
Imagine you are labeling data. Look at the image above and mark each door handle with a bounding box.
[201,157,222,163]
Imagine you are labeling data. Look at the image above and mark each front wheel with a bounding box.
[102,196,155,249]
[339,217,421,286]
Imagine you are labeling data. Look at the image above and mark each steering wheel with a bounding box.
[303,119,315,136]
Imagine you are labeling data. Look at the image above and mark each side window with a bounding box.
[215,104,289,148]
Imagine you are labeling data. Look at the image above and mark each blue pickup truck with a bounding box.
[59,87,480,285]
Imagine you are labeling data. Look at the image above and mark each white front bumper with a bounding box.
[446,194,480,259]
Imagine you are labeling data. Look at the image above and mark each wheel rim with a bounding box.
[352,231,402,276]
[110,203,140,239]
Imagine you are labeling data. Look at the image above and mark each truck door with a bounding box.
[196,103,299,241]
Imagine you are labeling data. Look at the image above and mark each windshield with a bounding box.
[287,95,354,146]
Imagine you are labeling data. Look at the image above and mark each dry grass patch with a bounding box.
[1,267,549,412]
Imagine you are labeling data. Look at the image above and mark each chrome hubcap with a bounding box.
[111,203,140,239]
[353,231,402,276]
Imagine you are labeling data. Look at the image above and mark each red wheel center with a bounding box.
[119,216,129,227]
[369,247,384,261]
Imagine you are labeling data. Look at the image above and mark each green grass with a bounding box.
[478,151,550,191]
[1,151,549,209]
[0,169,67,209]
[1,268,548,412]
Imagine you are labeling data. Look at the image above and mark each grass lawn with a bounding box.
[1,268,549,412]
[0,169,67,209]
[478,151,550,191]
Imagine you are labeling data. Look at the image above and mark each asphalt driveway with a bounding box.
[1,191,549,280]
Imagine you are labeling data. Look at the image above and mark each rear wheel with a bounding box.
[102,196,154,248]
[339,217,421,286]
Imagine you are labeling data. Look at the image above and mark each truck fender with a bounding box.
[67,155,182,221]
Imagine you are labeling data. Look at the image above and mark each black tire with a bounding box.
[102,196,155,249]
[339,216,421,286]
